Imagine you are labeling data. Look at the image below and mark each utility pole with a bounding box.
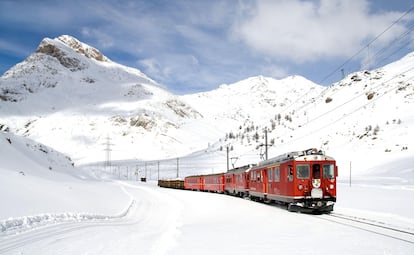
[176,158,179,178]
[226,146,229,171]
[145,162,147,179]
[265,127,268,160]
[104,136,113,171]
[260,128,269,161]
[157,161,160,180]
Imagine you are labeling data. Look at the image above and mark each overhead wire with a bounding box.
[269,63,414,150]
[232,5,414,161]
[372,23,414,67]
[141,5,414,170]
[318,5,414,85]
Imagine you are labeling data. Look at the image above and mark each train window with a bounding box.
[268,168,273,182]
[288,165,293,182]
[275,167,280,182]
[323,164,335,178]
[296,164,310,179]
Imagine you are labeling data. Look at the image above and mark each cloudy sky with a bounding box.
[1,0,413,94]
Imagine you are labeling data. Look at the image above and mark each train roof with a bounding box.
[185,172,224,178]
[226,164,256,174]
[258,148,335,167]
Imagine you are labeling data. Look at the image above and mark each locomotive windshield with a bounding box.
[323,164,335,178]
[296,164,310,179]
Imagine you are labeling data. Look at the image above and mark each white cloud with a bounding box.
[139,58,163,79]
[259,64,289,79]
[0,39,33,57]
[233,0,410,63]
[81,28,114,49]
[139,54,200,85]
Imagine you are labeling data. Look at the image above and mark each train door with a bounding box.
[280,163,293,197]
[232,174,236,190]
[312,163,321,189]
[263,169,268,195]
[267,167,273,195]
[200,177,205,191]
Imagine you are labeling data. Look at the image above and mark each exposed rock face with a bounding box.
[57,35,109,62]
[35,38,86,71]
[34,35,109,72]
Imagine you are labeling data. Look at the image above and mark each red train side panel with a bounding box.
[224,165,254,197]
[203,173,225,193]
[184,175,204,191]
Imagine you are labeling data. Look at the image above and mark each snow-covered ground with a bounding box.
[1,131,413,255]
[1,35,413,254]
[1,179,413,255]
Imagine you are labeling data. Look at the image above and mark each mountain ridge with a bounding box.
[0,35,413,173]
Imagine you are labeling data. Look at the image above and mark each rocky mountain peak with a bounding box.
[56,35,109,62]
[35,37,84,71]
[34,35,109,72]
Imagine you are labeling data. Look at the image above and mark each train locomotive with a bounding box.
[159,148,338,213]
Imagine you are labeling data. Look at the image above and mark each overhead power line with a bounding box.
[319,4,414,85]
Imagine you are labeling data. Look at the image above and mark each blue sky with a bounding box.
[1,0,413,94]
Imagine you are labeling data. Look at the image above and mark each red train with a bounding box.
[161,148,338,213]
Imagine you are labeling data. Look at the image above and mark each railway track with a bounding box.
[316,212,414,244]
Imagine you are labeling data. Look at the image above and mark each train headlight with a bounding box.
[329,184,334,189]
[298,184,304,190]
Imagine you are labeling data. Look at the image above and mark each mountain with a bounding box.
[1,35,413,180]
[0,131,75,178]
[202,52,414,175]
[0,35,203,163]
[179,54,414,178]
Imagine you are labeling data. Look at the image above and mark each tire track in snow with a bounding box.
[0,182,185,255]
[0,184,136,254]
[119,181,184,255]
[0,185,135,235]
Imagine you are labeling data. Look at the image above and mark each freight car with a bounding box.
[157,179,184,189]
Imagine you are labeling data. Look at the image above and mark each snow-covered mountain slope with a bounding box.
[267,53,414,171]
[182,75,323,127]
[0,35,413,180]
[195,53,413,178]
[0,131,74,178]
[0,35,202,163]
[178,75,326,165]
[0,131,130,219]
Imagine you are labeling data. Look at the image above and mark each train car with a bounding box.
[249,148,338,213]
[184,175,204,191]
[224,165,254,197]
[158,179,184,189]
[203,173,225,193]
